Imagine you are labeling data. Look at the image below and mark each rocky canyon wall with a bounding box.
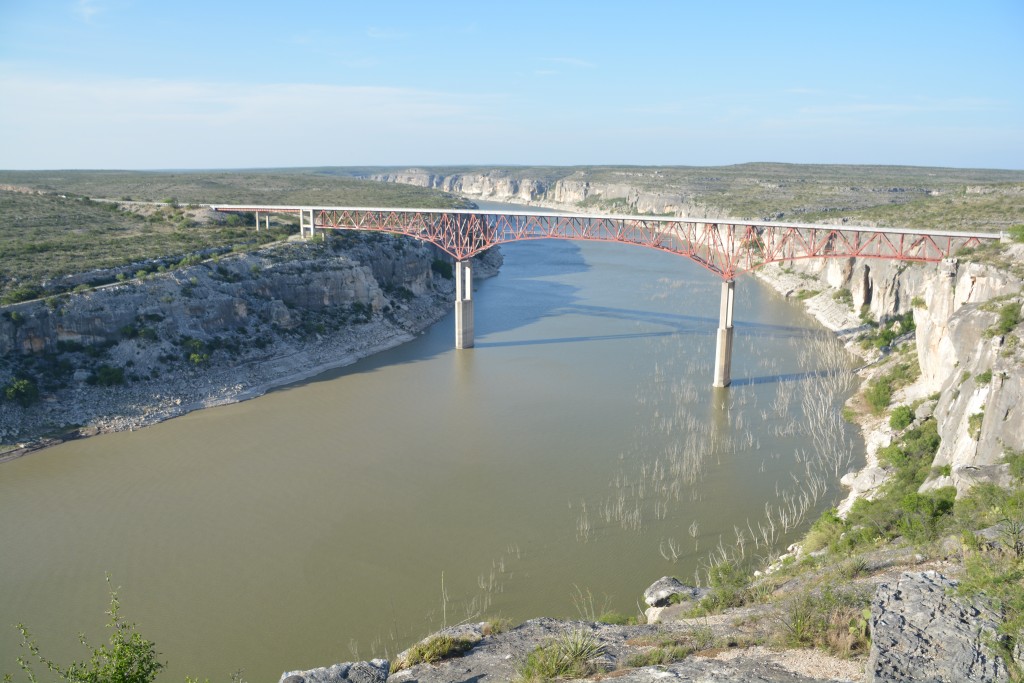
[770,248,1024,497]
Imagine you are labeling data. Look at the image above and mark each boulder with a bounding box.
[279,659,389,683]
[642,576,708,607]
[867,571,1010,682]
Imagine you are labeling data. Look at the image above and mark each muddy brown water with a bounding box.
[0,206,862,680]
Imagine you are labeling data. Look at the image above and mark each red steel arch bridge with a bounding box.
[211,205,1001,387]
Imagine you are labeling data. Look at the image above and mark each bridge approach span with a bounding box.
[211,205,1001,386]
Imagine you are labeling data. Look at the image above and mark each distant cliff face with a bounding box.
[370,170,726,218]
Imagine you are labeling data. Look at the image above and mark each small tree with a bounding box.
[4,378,39,407]
[9,576,164,683]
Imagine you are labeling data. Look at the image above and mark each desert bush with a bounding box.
[392,634,476,671]
[516,629,605,682]
[889,405,915,430]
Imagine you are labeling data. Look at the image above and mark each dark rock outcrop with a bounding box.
[866,571,1010,682]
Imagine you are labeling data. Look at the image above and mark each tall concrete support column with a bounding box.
[455,260,474,349]
[713,279,735,388]
[255,210,260,232]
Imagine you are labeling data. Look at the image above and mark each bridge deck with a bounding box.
[210,204,997,240]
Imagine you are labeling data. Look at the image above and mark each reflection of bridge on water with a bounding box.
[211,205,1002,387]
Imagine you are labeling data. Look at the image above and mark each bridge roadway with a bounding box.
[211,204,1002,387]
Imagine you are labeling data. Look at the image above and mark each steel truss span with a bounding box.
[212,205,998,280]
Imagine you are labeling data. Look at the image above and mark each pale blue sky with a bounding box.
[1,0,1021,170]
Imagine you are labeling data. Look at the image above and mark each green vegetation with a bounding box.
[977,369,993,385]
[1009,224,1024,243]
[0,172,470,302]
[391,635,476,672]
[794,289,819,301]
[516,629,606,682]
[986,302,1022,338]
[8,577,164,683]
[624,627,716,668]
[889,404,915,430]
[482,617,514,636]
[832,288,853,305]
[859,311,916,350]
[595,611,638,626]
[777,588,872,658]
[864,361,920,413]
[969,411,986,440]
[3,377,40,407]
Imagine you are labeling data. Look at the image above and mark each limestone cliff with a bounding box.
[758,247,1024,498]
[370,169,725,218]
[0,235,502,451]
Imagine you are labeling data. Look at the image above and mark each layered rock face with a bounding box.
[915,256,1024,492]
[0,236,502,446]
[765,247,1024,498]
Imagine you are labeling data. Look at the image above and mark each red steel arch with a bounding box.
[214,206,998,280]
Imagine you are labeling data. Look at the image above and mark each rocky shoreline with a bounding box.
[0,237,503,461]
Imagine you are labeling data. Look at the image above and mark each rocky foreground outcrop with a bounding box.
[0,235,502,452]
[867,571,1011,682]
[283,569,1014,683]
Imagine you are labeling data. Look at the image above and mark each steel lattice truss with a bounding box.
[214,206,998,280]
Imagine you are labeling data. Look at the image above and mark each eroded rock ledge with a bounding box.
[286,570,1012,683]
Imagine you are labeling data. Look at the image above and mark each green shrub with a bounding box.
[1,285,42,305]
[976,369,993,385]
[911,296,927,308]
[968,411,985,440]
[803,508,845,553]
[11,577,164,683]
[777,588,872,658]
[393,635,475,671]
[4,378,40,407]
[889,405,915,431]
[865,379,893,413]
[1006,450,1024,481]
[998,303,1021,335]
[832,288,853,305]
[690,560,751,614]
[596,611,632,625]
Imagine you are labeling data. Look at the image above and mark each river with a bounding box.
[0,204,862,681]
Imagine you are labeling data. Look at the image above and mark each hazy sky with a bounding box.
[1,0,1021,170]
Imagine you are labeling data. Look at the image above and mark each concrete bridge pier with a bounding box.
[455,260,474,349]
[713,279,735,388]
[299,209,315,239]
